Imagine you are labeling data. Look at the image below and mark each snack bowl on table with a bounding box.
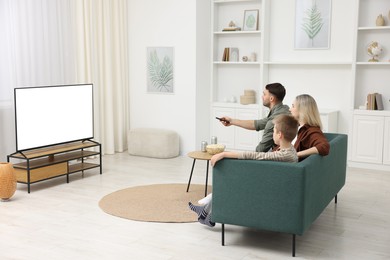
[206,144,225,155]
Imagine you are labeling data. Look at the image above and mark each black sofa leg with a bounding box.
[222,224,296,256]
[335,194,338,204]
[222,223,225,246]
[292,234,296,257]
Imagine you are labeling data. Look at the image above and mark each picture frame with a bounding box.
[243,9,259,31]
[294,0,332,49]
[229,48,239,62]
[146,47,174,94]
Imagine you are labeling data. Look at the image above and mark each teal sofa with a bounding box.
[211,133,348,257]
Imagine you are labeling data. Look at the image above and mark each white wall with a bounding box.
[0,103,15,161]
[268,0,356,62]
[266,0,357,134]
[195,0,211,149]
[128,0,210,155]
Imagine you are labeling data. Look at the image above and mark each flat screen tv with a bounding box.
[14,84,94,152]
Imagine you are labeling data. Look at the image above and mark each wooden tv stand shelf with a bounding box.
[7,140,102,193]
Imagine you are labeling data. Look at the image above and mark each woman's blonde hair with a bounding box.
[295,94,323,129]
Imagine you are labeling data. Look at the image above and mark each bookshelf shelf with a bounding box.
[356,62,390,65]
[264,61,352,65]
[214,30,261,35]
[213,61,260,65]
[358,26,390,31]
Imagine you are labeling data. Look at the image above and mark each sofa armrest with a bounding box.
[212,159,308,235]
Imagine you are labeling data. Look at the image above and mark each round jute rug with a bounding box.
[99,183,212,223]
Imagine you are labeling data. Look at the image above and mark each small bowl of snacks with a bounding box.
[206,144,225,155]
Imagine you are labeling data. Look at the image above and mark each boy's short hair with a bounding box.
[273,114,299,142]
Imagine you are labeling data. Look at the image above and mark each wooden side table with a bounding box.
[186,151,213,197]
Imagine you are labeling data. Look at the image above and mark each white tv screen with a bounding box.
[14,84,94,151]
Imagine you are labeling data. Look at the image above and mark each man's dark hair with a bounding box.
[265,83,286,102]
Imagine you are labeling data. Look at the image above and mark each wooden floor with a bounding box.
[1,153,389,259]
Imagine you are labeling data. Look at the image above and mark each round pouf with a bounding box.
[0,162,17,201]
[128,128,180,158]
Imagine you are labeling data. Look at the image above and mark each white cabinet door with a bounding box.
[211,107,235,149]
[211,106,260,151]
[234,108,260,151]
[319,110,338,133]
[351,115,384,164]
[383,117,390,166]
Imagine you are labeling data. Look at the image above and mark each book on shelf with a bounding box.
[222,27,241,32]
[222,47,239,62]
[222,48,228,61]
[375,93,384,110]
[366,93,384,110]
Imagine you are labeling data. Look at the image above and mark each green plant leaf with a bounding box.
[147,50,173,92]
[301,2,324,46]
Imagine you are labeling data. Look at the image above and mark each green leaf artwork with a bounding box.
[246,14,256,29]
[147,48,173,92]
[301,2,324,46]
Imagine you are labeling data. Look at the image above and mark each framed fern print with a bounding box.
[147,47,174,93]
[295,0,331,49]
[243,9,259,31]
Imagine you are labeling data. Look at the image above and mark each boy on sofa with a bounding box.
[189,114,299,227]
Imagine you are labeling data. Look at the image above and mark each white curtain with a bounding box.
[71,0,129,154]
[0,0,129,156]
[0,0,77,91]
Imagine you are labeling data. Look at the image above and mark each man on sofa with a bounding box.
[189,114,299,227]
[218,82,290,152]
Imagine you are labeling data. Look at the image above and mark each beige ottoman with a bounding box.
[127,128,180,158]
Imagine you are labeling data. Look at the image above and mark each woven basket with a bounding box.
[240,95,256,105]
[0,162,17,201]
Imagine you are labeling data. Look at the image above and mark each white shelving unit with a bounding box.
[210,0,265,150]
[210,0,340,150]
[211,0,264,102]
[350,0,390,170]
[353,0,390,110]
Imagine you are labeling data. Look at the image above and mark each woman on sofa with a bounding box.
[289,94,330,160]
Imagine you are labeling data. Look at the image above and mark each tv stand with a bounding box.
[7,140,102,193]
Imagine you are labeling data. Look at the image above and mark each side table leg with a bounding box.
[186,159,196,192]
[205,160,209,196]
[27,169,31,194]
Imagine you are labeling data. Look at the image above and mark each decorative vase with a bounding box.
[376,14,385,26]
[0,162,17,201]
[250,52,257,62]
